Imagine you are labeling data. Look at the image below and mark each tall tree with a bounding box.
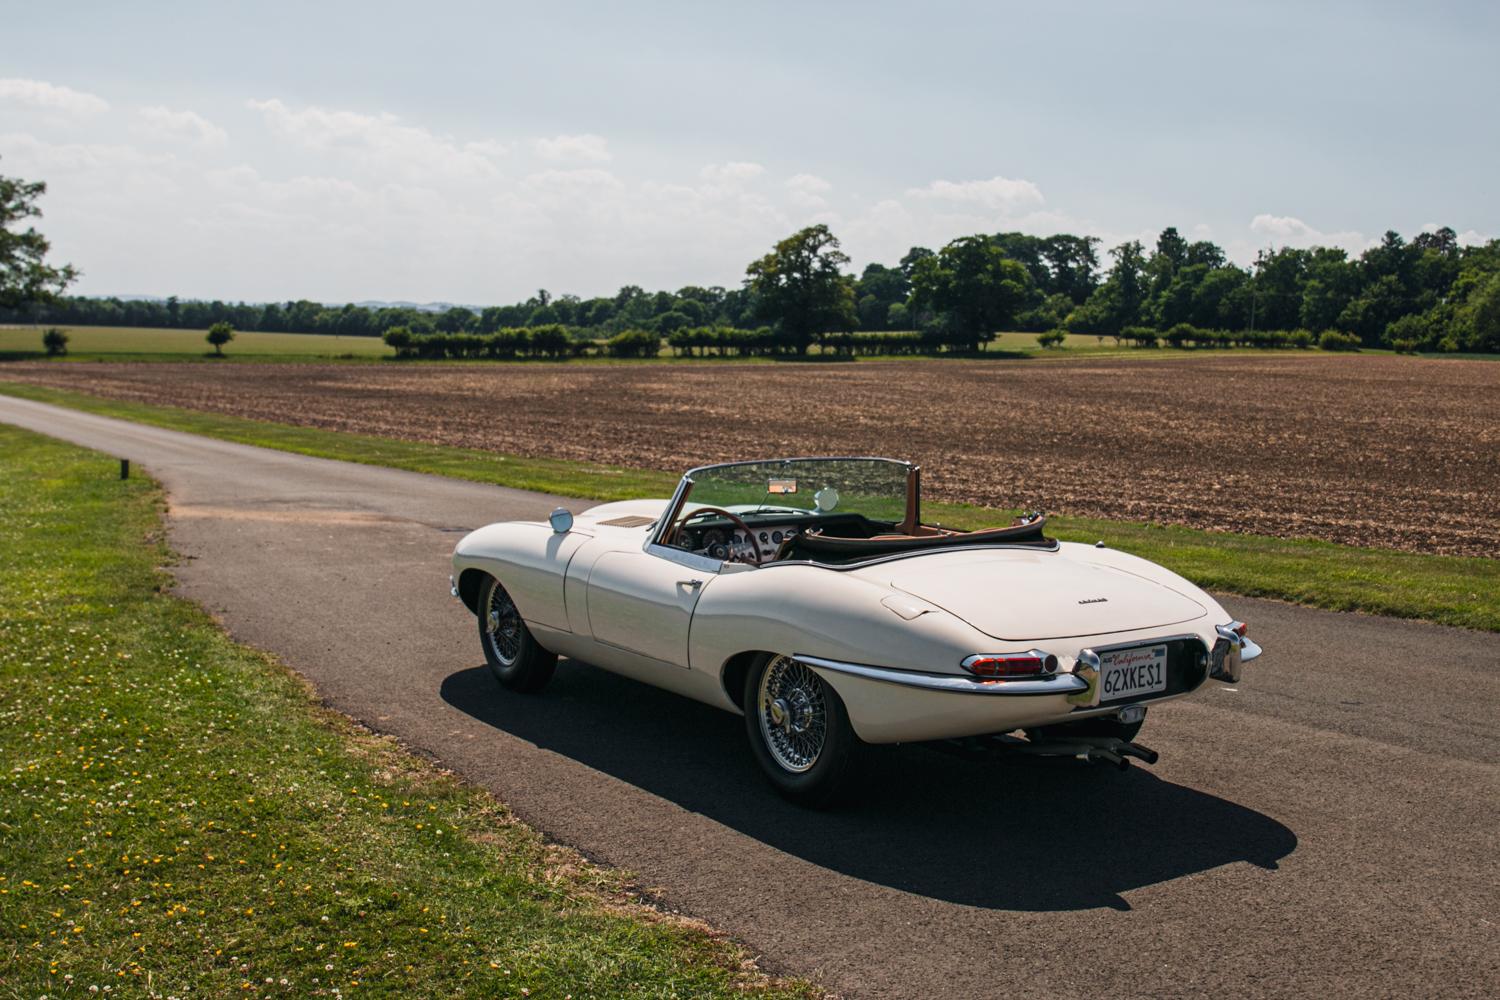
[853,262,910,330]
[1,164,79,313]
[1154,227,1189,270]
[908,235,1034,351]
[745,225,857,353]
[1039,234,1101,303]
[898,246,934,280]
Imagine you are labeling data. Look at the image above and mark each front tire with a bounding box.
[743,653,862,807]
[478,575,556,693]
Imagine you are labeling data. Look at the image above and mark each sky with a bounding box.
[2,0,1496,304]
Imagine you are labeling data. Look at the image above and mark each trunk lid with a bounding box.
[865,548,1206,642]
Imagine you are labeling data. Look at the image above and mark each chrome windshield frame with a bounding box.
[650,456,917,550]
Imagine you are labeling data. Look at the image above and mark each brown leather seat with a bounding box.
[783,518,1052,564]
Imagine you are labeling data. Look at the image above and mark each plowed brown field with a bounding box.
[6,354,1498,556]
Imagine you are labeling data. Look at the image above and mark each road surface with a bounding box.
[3,394,1496,998]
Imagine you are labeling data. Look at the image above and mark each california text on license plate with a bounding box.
[1099,644,1169,702]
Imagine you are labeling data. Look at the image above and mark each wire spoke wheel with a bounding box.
[757,655,828,773]
[484,584,523,666]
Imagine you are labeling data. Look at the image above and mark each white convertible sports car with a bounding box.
[451,457,1260,805]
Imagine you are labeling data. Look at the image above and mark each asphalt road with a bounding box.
[4,394,1497,999]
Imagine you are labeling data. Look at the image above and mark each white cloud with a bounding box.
[0,78,109,115]
[1249,213,1368,252]
[786,173,831,194]
[138,106,227,147]
[905,175,1044,211]
[245,98,505,181]
[532,133,610,162]
[700,161,765,184]
[786,172,831,208]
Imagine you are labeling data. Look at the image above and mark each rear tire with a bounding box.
[743,653,862,808]
[478,575,556,693]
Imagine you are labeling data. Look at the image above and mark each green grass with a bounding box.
[3,382,1496,632]
[0,423,810,998]
[0,325,394,362]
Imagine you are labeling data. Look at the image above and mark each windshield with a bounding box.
[681,457,913,525]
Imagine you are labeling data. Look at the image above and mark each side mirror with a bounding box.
[548,507,574,534]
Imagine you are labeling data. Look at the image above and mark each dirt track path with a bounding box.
[4,395,1497,999]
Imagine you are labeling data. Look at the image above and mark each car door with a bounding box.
[585,544,718,667]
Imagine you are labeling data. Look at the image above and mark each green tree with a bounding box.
[437,307,476,333]
[654,309,690,334]
[382,325,415,358]
[1191,266,1249,329]
[853,263,909,330]
[1154,227,1189,270]
[898,246,935,281]
[42,327,69,356]
[0,162,78,312]
[745,224,857,354]
[1072,241,1148,335]
[1455,270,1500,353]
[1039,234,1101,303]
[908,235,1034,351]
[206,321,235,356]
[1299,247,1356,331]
[1250,247,1308,331]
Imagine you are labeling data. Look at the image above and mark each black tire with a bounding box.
[1030,711,1145,744]
[743,653,862,808]
[478,575,556,693]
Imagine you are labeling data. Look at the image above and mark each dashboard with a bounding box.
[675,517,804,561]
[671,512,885,563]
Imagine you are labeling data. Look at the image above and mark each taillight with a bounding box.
[1232,622,1248,637]
[961,651,1059,679]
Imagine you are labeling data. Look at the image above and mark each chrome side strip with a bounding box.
[793,654,1089,697]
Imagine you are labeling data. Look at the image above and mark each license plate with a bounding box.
[1099,644,1169,702]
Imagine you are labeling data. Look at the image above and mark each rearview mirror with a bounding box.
[548,508,574,533]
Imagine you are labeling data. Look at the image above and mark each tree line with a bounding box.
[5,162,1496,356]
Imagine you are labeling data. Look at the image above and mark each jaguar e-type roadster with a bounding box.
[450,457,1260,805]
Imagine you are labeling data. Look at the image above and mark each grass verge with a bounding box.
[3,381,1496,633]
[0,423,810,998]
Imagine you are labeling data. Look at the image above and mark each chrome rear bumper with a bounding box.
[1210,621,1261,682]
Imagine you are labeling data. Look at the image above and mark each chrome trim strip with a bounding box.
[644,542,723,573]
[794,654,1088,697]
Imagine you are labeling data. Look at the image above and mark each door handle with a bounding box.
[679,579,704,591]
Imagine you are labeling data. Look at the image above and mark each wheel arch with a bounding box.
[720,650,774,714]
[456,567,490,614]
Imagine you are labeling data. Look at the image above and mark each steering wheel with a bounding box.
[671,506,762,565]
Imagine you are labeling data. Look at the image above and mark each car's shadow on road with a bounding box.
[441,660,1297,912]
